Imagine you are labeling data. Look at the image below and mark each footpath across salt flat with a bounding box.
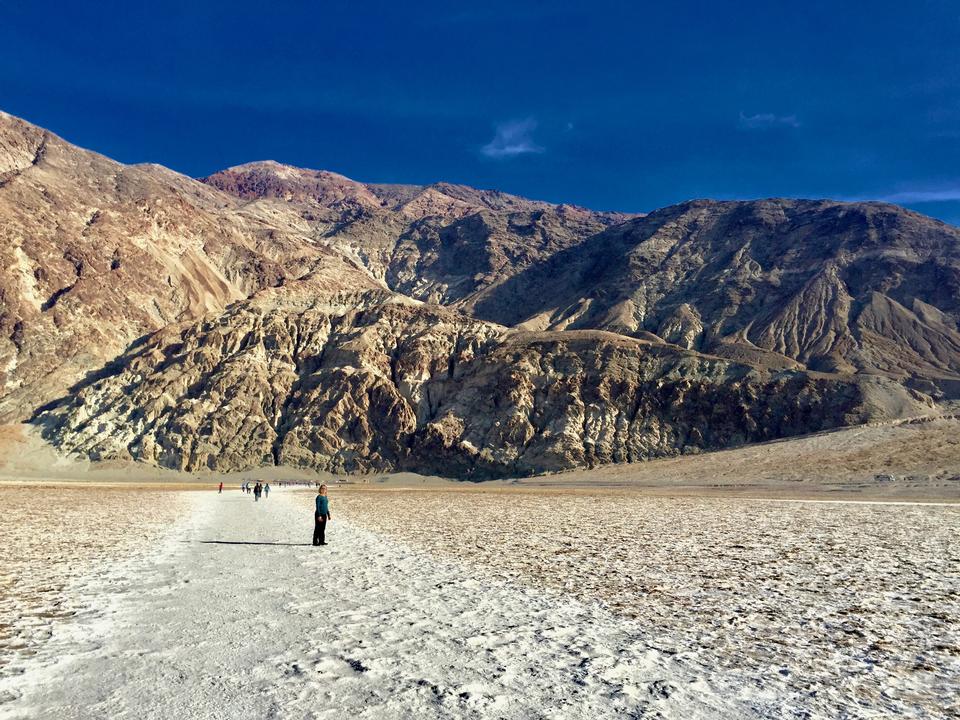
[1,488,771,720]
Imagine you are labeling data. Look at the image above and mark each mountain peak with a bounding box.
[0,111,50,177]
[201,161,383,207]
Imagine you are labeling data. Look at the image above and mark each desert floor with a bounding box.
[0,484,957,720]
[2,410,959,500]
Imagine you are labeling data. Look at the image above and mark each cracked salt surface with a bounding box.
[0,487,956,719]
[0,487,192,684]
[329,489,960,719]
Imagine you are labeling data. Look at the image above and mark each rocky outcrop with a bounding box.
[35,286,923,477]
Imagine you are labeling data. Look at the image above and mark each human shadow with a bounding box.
[200,540,312,546]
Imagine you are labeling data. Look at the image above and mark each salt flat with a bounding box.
[339,489,960,717]
[1,487,957,719]
[0,487,192,679]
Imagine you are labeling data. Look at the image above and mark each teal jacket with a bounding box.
[315,495,330,518]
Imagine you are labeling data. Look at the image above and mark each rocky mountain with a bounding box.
[2,111,956,477]
[201,161,631,306]
[32,285,918,478]
[0,112,379,423]
[465,200,960,394]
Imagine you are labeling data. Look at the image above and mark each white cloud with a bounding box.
[738,112,801,130]
[481,118,544,159]
[880,188,960,203]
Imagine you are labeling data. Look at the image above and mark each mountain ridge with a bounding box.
[1,110,955,477]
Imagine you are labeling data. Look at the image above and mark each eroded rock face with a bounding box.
[0,111,954,477]
[35,289,914,477]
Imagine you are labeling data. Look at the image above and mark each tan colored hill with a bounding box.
[1,110,957,478]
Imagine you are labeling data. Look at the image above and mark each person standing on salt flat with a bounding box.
[218,482,223,494]
[264,483,270,499]
[313,484,332,546]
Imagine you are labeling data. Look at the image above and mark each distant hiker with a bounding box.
[218,482,223,494]
[313,484,331,546]
[264,483,270,499]
[254,482,262,501]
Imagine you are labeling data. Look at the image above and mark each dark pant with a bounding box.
[313,515,327,545]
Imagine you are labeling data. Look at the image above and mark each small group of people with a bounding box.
[216,478,333,547]
[240,481,270,500]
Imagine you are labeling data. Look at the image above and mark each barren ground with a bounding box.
[4,411,958,501]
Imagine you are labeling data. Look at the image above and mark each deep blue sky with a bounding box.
[2,1,960,222]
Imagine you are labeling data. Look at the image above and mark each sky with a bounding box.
[2,1,960,223]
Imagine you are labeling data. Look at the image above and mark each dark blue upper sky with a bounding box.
[3,1,960,222]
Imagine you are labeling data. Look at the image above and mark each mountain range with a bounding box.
[2,110,958,478]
